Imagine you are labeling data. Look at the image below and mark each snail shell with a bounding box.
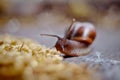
[65,22,96,47]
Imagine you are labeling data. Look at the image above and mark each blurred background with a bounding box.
[0,0,120,60]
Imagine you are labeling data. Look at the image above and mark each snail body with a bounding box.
[41,19,96,57]
[55,38,88,56]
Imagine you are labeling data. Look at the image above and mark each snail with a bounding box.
[40,19,96,57]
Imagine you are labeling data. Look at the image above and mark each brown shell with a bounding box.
[65,22,96,46]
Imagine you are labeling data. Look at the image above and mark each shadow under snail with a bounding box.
[41,19,96,57]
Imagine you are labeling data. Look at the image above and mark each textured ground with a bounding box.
[0,13,120,80]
